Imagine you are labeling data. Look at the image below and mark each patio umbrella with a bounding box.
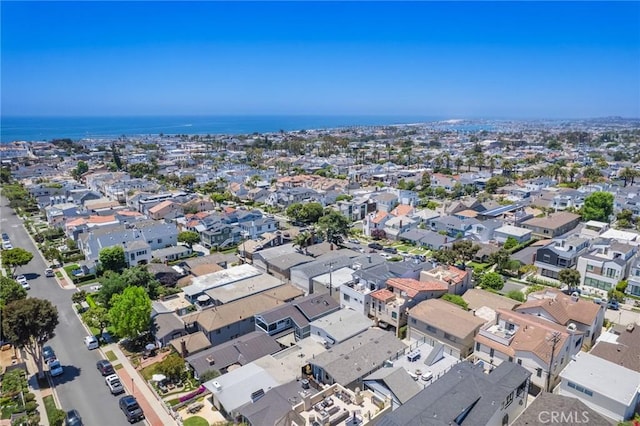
[145,343,156,351]
[152,374,167,382]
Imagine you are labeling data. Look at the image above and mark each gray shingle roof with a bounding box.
[364,367,422,404]
[378,361,531,426]
[512,393,615,426]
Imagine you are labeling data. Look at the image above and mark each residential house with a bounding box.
[398,229,452,250]
[151,245,193,263]
[342,260,430,316]
[579,220,611,239]
[591,323,640,373]
[45,203,83,227]
[383,215,416,241]
[461,288,521,323]
[512,392,615,426]
[373,192,399,213]
[429,215,474,238]
[182,293,287,347]
[185,331,283,379]
[377,361,531,426]
[364,211,390,237]
[551,189,586,211]
[308,309,374,347]
[309,328,407,390]
[533,235,590,280]
[148,200,184,221]
[430,173,459,191]
[362,367,423,411]
[516,288,605,344]
[407,299,486,359]
[474,308,583,394]
[626,256,640,297]
[255,293,340,341]
[369,278,448,336]
[576,240,638,291]
[493,225,532,245]
[419,265,471,296]
[558,352,640,422]
[521,212,581,238]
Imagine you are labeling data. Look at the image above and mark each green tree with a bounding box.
[489,248,511,272]
[441,294,468,310]
[0,276,27,309]
[155,353,186,382]
[121,266,160,300]
[109,286,151,339]
[293,231,313,252]
[2,248,34,277]
[558,268,581,290]
[506,290,525,302]
[2,298,59,377]
[581,191,614,222]
[616,280,629,294]
[178,231,200,249]
[99,246,127,273]
[301,202,324,224]
[317,210,351,244]
[503,237,519,251]
[0,167,11,184]
[82,306,110,338]
[76,160,89,176]
[479,272,504,291]
[96,271,127,308]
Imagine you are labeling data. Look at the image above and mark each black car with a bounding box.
[368,242,383,250]
[119,395,144,424]
[1,233,9,241]
[42,346,56,363]
[383,247,398,254]
[96,359,115,376]
[65,409,83,426]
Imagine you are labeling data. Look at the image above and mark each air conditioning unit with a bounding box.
[212,381,222,391]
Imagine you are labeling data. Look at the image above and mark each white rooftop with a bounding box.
[183,263,262,297]
[560,352,640,405]
[205,273,284,304]
[309,309,374,344]
[600,228,640,244]
[495,225,531,237]
[313,267,356,289]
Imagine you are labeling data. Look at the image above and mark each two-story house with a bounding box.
[372,192,399,213]
[474,308,582,394]
[369,278,448,337]
[515,288,605,345]
[576,240,638,292]
[534,235,590,280]
[419,265,471,295]
[521,212,581,238]
[626,256,640,297]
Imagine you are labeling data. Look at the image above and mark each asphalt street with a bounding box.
[1,197,133,426]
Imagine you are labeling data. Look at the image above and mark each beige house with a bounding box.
[420,264,471,295]
[407,298,486,359]
[148,200,184,220]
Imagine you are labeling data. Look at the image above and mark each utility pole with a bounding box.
[324,260,338,297]
[546,331,562,392]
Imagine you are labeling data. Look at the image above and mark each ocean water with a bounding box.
[0,115,453,143]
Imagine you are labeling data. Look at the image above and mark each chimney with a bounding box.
[180,339,188,358]
[206,355,215,366]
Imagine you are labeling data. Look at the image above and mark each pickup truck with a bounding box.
[105,374,124,395]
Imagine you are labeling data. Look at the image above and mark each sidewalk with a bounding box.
[24,351,51,426]
[104,344,177,426]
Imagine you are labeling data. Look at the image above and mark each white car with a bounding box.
[84,335,99,350]
[2,241,13,250]
[16,275,30,290]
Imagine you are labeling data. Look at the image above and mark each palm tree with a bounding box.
[475,154,485,171]
[454,157,463,174]
[568,164,580,183]
[488,156,497,173]
[293,231,312,253]
[465,157,475,172]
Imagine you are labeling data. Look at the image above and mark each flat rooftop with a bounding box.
[205,273,284,304]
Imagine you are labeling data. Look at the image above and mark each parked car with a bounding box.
[1,232,9,241]
[119,395,145,423]
[45,268,55,277]
[106,374,125,395]
[607,300,620,310]
[49,359,64,377]
[84,335,99,350]
[16,275,30,290]
[383,247,398,254]
[368,242,383,250]
[42,346,56,363]
[1,240,12,250]
[65,409,83,426]
[96,359,115,376]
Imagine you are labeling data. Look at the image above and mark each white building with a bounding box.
[558,352,640,422]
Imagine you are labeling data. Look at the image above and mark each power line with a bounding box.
[546,331,562,392]
[324,260,338,297]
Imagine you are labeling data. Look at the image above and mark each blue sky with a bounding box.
[2,1,639,118]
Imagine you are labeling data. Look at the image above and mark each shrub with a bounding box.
[71,290,87,304]
[24,401,38,414]
[506,290,525,302]
[178,385,206,403]
[441,294,468,310]
[85,294,97,309]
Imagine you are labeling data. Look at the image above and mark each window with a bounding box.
[517,359,522,365]
[490,348,495,357]
[476,342,480,351]
[543,254,551,263]
[536,368,542,377]
[391,312,398,319]
[426,325,436,333]
[157,238,162,244]
[343,294,350,302]
[508,357,513,362]
[444,333,456,342]
[587,264,594,271]
[503,391,514,409]
[411,318,417,325]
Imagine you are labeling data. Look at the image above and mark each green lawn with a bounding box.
[42,396,58,425]
[105,350,117,361]
[63,264,80,277]
[183,416,209,426]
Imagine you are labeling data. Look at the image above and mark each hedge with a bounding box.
[72,274,97,285]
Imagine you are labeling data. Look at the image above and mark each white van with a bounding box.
[84,335,99,350]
